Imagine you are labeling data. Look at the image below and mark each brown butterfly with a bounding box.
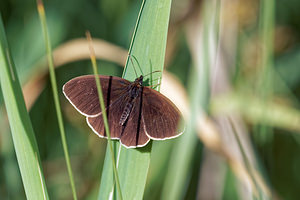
[63,74,184,148]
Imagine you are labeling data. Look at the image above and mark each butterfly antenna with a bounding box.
[143,70,162,77]
[131,54,144,75]
[147,76,162,89]
[145,59,161,85]
[128,54,139,78]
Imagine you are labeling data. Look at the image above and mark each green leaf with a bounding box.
[98,0,172,199]
[0,15,49,199]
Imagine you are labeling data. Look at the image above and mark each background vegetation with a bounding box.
[1,0,300,199]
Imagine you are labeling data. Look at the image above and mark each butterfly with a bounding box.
[63,74,184,148]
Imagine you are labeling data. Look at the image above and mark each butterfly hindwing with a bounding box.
[142,87,183,140]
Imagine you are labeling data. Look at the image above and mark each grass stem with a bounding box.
[86,31,123,200]
[37,0,77,199]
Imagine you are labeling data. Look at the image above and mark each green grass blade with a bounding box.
[36,1,77,199]
[0,15,49,199]
[98,0,172,199]
[253,0,275,146]
[259,0,275,94]
[161,0,217,199]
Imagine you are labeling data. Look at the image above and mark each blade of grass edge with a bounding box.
[98,0,172,199]
[36,1,77,199]
[0,15,49,199]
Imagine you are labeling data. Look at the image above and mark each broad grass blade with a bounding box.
[0,15,49,200]
[98,0,172,199]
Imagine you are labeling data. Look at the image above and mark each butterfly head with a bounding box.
[134,75,144,87]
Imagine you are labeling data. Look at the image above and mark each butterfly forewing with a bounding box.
[63,75,130,117]
[142,87,183,140]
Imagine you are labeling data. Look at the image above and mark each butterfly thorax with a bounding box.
[119,76,143,126]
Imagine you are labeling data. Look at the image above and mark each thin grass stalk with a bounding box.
[256,1,275,198]
[86,31,123,200]
[256,0,275,117]
[230,120,260,198]
[201,0,212,108]
[260,0,275,92]
[36,1,77,199]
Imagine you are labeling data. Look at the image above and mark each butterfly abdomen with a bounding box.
[119,102,133,125]
[118,85,142,125]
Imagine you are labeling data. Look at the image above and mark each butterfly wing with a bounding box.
[142,87,183,140]
[87,87,150,148]
[63,75,130,117]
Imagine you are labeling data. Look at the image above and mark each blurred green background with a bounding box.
[1,0,300,199]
